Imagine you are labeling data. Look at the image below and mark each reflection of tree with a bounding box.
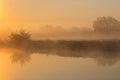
[95,57,119,66]
[10,50,31,64]
[9,40,120,66]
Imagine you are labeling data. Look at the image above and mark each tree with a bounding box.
[9,30,31,47]
[93,16,120,33]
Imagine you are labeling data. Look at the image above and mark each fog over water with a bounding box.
[1,0,120,80]
[0,18,120,80]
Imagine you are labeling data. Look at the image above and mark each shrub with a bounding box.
[9,30,31,47]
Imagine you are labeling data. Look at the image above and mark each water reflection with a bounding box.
[5,40,120,66]
[10,50,31,64]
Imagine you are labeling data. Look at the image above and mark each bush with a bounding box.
[9,30,31,47]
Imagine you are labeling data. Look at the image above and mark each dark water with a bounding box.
[0,41,120,80]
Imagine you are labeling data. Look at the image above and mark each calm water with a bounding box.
[0,48,120,80]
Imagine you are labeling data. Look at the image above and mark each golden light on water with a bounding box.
[0,53,6,80]
[0,49,23,80]
[0,49,17,80]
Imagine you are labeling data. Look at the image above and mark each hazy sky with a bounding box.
[0,0,120,37]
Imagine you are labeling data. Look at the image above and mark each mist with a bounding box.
[31,16,120,40]
[1,16,120,40]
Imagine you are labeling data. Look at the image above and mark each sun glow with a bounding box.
[0,0,3,17]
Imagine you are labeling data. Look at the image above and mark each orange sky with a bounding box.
[1,0,120,27]
[0,0,120,38]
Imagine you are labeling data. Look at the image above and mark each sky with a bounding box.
[0,0,120,38]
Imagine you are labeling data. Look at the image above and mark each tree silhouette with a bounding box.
[93,16,120,33]
[9,30,31,47]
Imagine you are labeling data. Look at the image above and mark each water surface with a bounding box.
[0,47,120,80]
